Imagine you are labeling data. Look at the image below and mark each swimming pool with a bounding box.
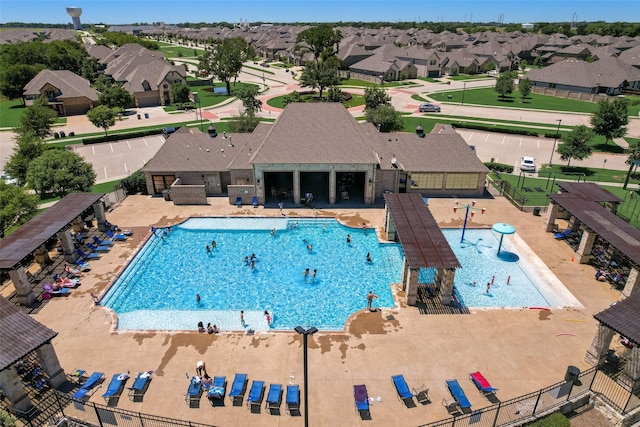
[102,218,404,331]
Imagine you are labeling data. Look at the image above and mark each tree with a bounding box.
[233,85,262,113]
[87,105,116,136]
[481,61,497,72]
[364,86,391,110]
[299,56,341,100]
[99,85,133,112]
[365,104,403,132]
[557,125,593,166]
[199,37,254,95]
[26,149,96,197]
[326,86,344,103]
[171,82,191,104]
[16,96,56,138]
[519,59,528,72]
[494,74,514,99]
[0,182,39,238]
[4,131,44,185]
[590,98,629,145]
[228,110,260,133]
[623,143,640,189]
[519,78,531,101]
[0,64,43,103]
[295,24,343,61]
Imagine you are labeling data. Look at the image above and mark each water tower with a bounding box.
[66,7,83,30]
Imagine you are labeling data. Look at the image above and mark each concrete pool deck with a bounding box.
[26,195,622,426]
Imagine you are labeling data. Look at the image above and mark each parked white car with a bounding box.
[520,156,536,172]
[0,172,18,185]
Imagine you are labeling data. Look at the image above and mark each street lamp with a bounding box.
[453,200,486,243]
[193,93,203,132]
[379,74,384,86]
[294,326,318,427]
[549,119,562,165]
[461,82,467,106]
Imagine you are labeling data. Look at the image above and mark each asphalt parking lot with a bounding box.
[70,135,165,183]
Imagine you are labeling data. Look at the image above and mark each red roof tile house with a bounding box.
[23,70,100,116]
[143,103,487,206]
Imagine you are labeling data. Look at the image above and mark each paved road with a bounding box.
[1,67,638,185]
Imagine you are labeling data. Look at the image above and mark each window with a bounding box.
[429,59,437,65]
[445,173,479,190]
[152,175,176,194]
[163,84,168,89]
[411,173,444,189]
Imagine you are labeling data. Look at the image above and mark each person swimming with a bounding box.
[366,253,372,262]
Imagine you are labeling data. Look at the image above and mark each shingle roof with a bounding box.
[23,70,99,101]
[526,57,640,89]
[0,296,58,371]
[122,60,186,92]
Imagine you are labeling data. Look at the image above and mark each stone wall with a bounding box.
[170,178,207,205]
[228,185,256,205]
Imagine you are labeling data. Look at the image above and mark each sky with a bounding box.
[0,0,637,25]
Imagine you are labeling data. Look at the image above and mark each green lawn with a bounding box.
[0,99,27,128]
[243,64,276,75]
[448,74,494,81]
[339,79,412,88]
[266,92,365,109]
[158,44,201,60]
[163,82,259,112]
[430,88,640,116]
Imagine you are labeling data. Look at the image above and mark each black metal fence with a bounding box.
[418,367,640,427]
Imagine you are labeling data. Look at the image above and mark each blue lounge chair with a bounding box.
[42,282,70,298]
[93,236,113,246]
[246,380,265,412]
[252,196,258,207]
[392,374,414,406]
[286,384,300,415]
[265,383,282,414]
[207,376,226,406]
[106,229,127,241]
[77,248,100,260]
[186,376,203,407]
[127,371,152,401]
[72,372,104,400]
[229,373,248,406]
[102,373,129,404]
[87,243,110,252]
[354,384,370,419]
[236,196,242,207]
[446,379,472,413]
[554,229,573,239]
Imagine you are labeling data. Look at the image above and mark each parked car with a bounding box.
[419,103,441,112]
[520,156,536,172]
[0,172,18,185]
[260,62,270,68]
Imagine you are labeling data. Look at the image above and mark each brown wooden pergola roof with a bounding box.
[594,291,640,345]
[0,193,104,270]
[384,192,461,269]
[0,296,57,371]
[549,183,640,267]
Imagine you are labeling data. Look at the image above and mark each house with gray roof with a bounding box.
[122,60,187,107]
[23,70,99,116]
[526,56,640,95]
[143,103,487,206]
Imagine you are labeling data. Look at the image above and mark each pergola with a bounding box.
[0,296,65,411]
[544,182,640,298]
[0,193,106,306]
[383,192,461,305]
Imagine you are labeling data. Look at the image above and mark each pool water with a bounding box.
[103,218,403,331]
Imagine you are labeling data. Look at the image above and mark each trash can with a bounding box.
[144,113,149,119]
[564,365,580,382]
[137,114,141,120]
[162,189,171,201]
[533,207,541,216]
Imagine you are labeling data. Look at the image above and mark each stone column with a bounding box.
[384,210,396,241]
[93,201,107,232]
[405,268,419,306]
[437,268,455,305]
[544,203,559,232]
[621,267,640,299]
[8,268,37,306]
[622,345,640,391]
[328,169,336,205]
[57,230,78,263]
[576,229,596,264]
[35,343,66,388]
[585,324,616,366]
[293,171,300,205]
[0,366,32,412]
[400,258,409,291]
[34,245,50,267]
[71,216,85,233]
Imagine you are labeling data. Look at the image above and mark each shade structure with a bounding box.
[492,223,515,255]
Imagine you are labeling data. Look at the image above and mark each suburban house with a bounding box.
[121,60,187,107]
[526,56,640,95]
[440,49,481,75]
[349,48,418,82]
[143,103,488,206]
[393,46,442,77]
[23,69,100,116]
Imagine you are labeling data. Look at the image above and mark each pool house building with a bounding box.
[142,103,488,206]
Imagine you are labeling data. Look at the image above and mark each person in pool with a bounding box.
[303,268,310,277]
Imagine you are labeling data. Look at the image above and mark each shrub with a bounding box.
[452,122,539,136]
[121,169,147,195]
[526,412,570,427]
[0,409,16,427]
[485,162,514,173]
